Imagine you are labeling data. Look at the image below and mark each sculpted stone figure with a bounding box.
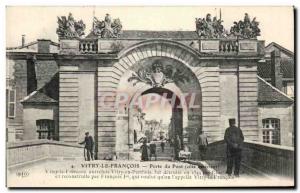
[196,13,225,38]
[230,13,261,39]
[56,13,86,39]
[93,14,122,38]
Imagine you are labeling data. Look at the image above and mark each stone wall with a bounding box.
[58,62,98,147]
[258,104,294,146]
[35,60,58,89]
[206,140,294,178]
[193,66,221,142]
[78,73,96,140]
[97,66,118,159]
[59,69,80,143]
[7,140,84,168]
[239,64,259,141]
[6,58,58,141]
[22,104,57,140]
[7,59,27,140]
[219,70,238,135]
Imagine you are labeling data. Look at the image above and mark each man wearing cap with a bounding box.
[224,119,244,177]
[79,132,94,161]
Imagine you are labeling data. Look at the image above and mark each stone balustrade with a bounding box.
[59,38,264,56]
[206,140,294,178]
[7,140,84,168]
[79,39,98,53]
[199,39,263,55]
[219,39,239,53]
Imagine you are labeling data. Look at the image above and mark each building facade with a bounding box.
[6,13,295,160]
[257,44,294,146]
[6,39,59,141]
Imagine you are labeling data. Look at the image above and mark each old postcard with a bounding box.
[5,6,295,187]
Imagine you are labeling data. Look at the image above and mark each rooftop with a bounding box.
[20,91,57,105]
[6,40,59,53]
[257,76,294,104]
[20,73,59,105]
[257,58,294,79]
[265,42,294,58]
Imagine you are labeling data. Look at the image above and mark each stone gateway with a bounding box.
[6,12,294,161]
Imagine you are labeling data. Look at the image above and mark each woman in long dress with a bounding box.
[140,139,149,161]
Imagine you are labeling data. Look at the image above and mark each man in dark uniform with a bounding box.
[79,132,94,161]
[224,119,244,177]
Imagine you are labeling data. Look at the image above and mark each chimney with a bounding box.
[270,50,283,91]
[37,39,51,53]
[26,54,37,95]
[22,35,25,47]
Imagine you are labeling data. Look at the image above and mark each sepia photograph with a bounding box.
[4,5,295,188]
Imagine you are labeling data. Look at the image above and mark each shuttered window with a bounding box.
[7,89,16,118]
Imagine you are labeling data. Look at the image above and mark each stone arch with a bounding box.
[117,39,202,66]
[97,40,221,159]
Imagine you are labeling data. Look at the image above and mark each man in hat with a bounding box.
[79,132,94,161]
[224,119,244,177]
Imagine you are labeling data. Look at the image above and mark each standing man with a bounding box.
[224,119,244,177]
[160,136,165,153]
[197,130,208,160]
[79,132,94,161]
[174,135,181,160]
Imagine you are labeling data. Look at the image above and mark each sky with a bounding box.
[6,6,294,51]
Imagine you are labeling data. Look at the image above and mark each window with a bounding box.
[262,118,280,145]
[6,89,16,118]
[36,119,55,140]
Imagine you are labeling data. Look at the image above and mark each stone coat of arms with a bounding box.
[128,62,190,87]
